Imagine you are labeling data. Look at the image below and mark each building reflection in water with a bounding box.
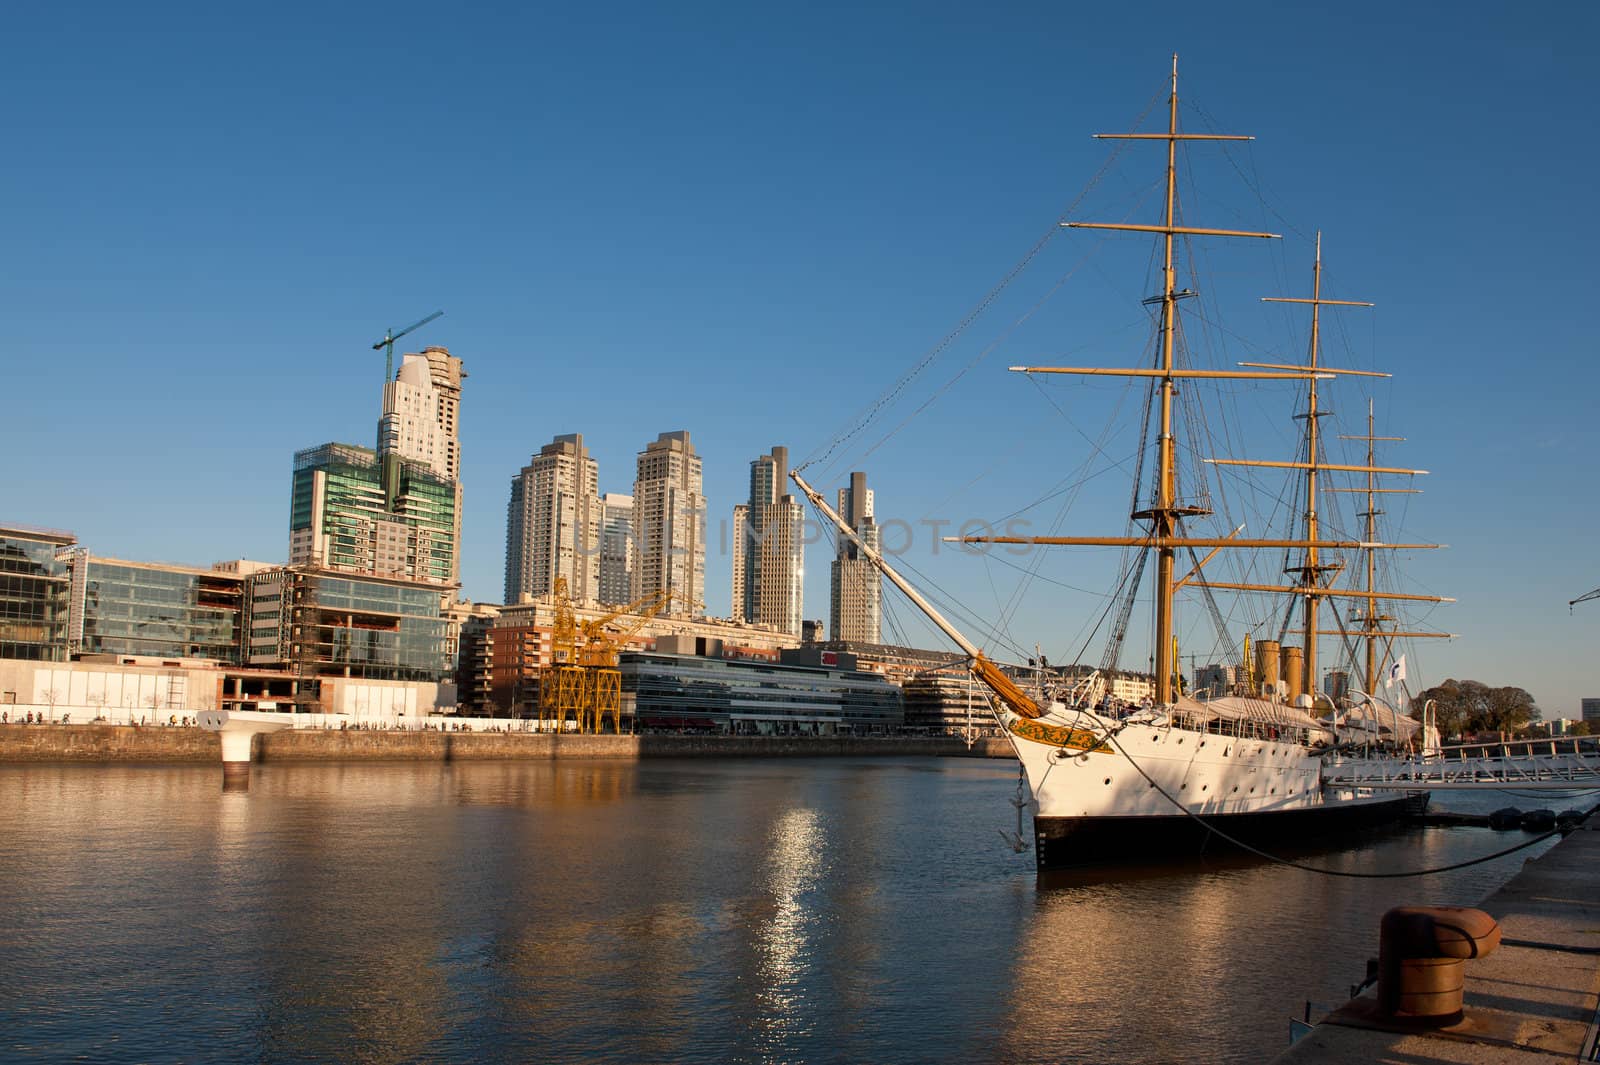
[0,760,1551,1063]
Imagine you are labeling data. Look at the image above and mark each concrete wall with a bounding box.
[0,660,226,715]
[0,724,219,762]
[0,724,1014,763]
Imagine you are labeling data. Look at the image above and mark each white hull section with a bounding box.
[1004,708,1390,819]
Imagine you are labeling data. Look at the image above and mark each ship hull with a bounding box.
[1033,791,1416,870]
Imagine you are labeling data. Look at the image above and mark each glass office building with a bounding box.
[247,568,448,682]
[620,650,902,734]
[76,559,245,662]
[290,443,456,585]
[0,525,75,661]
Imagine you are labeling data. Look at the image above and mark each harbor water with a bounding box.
[0,758,1568,1063]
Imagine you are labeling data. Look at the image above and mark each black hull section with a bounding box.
[1034,794,1420,870]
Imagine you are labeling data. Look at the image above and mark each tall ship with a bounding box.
[792,58,1452,869]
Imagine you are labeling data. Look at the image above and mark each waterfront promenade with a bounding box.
[1272,817,1600,1063]
[0,722,1014,763]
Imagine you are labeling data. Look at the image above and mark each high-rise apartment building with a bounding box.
[829,471,881,643]
[599,493,635,606]
[290,443,456,585]
[377,346,465,584]
[734,446,804,635]
[631,431,705,615]
[504,434,601,605]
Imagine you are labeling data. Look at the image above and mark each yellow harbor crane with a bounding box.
[537,580,698,733]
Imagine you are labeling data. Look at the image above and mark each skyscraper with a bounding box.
[735,446,804,635]
[288,344,464,588]
[631,431,705,616]
[378,346,465,584]
[598,493,635,606]
[504,433,601,605]
[830,471,881,643]
[289,442,456,584]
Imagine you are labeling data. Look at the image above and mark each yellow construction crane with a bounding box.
[537,578,587,733]
[578,589,700,733]
[537,581,699,733]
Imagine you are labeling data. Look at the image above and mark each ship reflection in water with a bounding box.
[0,760,1560,1063]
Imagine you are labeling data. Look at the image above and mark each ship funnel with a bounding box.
[1255,640,1281,698]
[1283,645,1305,704]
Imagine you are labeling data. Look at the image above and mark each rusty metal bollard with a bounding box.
[1377,906,1500,1025]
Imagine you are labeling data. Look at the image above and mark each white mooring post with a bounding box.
[198,710,294,790]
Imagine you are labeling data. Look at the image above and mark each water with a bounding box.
[0,759,1571,1063]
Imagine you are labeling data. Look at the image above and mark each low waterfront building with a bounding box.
[68,556,246,663]
[443,598,499,676]
[244,567,451,692]
[2,653,452,725]
[0,523,76,662]
[1057,668,1155,706]
[622,640,901,734]
[903,670,989,734]
[797,640,991,734]
[479,602,803,717]
[455,605,500,715]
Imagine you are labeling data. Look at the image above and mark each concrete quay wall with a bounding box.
[0,724,219,763]
[0,725,1014,764]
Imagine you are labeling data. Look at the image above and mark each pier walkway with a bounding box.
[1323,738,1600,792]
[1271,818,1600,1063]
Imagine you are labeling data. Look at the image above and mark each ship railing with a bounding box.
[1430,737,1598,762]
[1322,746,1600,789]
[1166,709,1305,746]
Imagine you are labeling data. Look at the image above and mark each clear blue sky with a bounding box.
[4,2,1596,716]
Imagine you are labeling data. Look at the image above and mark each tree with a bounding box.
[1411,678,1541,737]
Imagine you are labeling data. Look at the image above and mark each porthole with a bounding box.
[1232,786,1239,793]
[1201,784,1208,792]
[1103,777,1111,786]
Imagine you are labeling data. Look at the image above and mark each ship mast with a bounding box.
[1348,402,1401,690]
[1331,404,1454,692]
[1260,235,1372,696]
[1000,56,1281,705]
[957,59,1446,708]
